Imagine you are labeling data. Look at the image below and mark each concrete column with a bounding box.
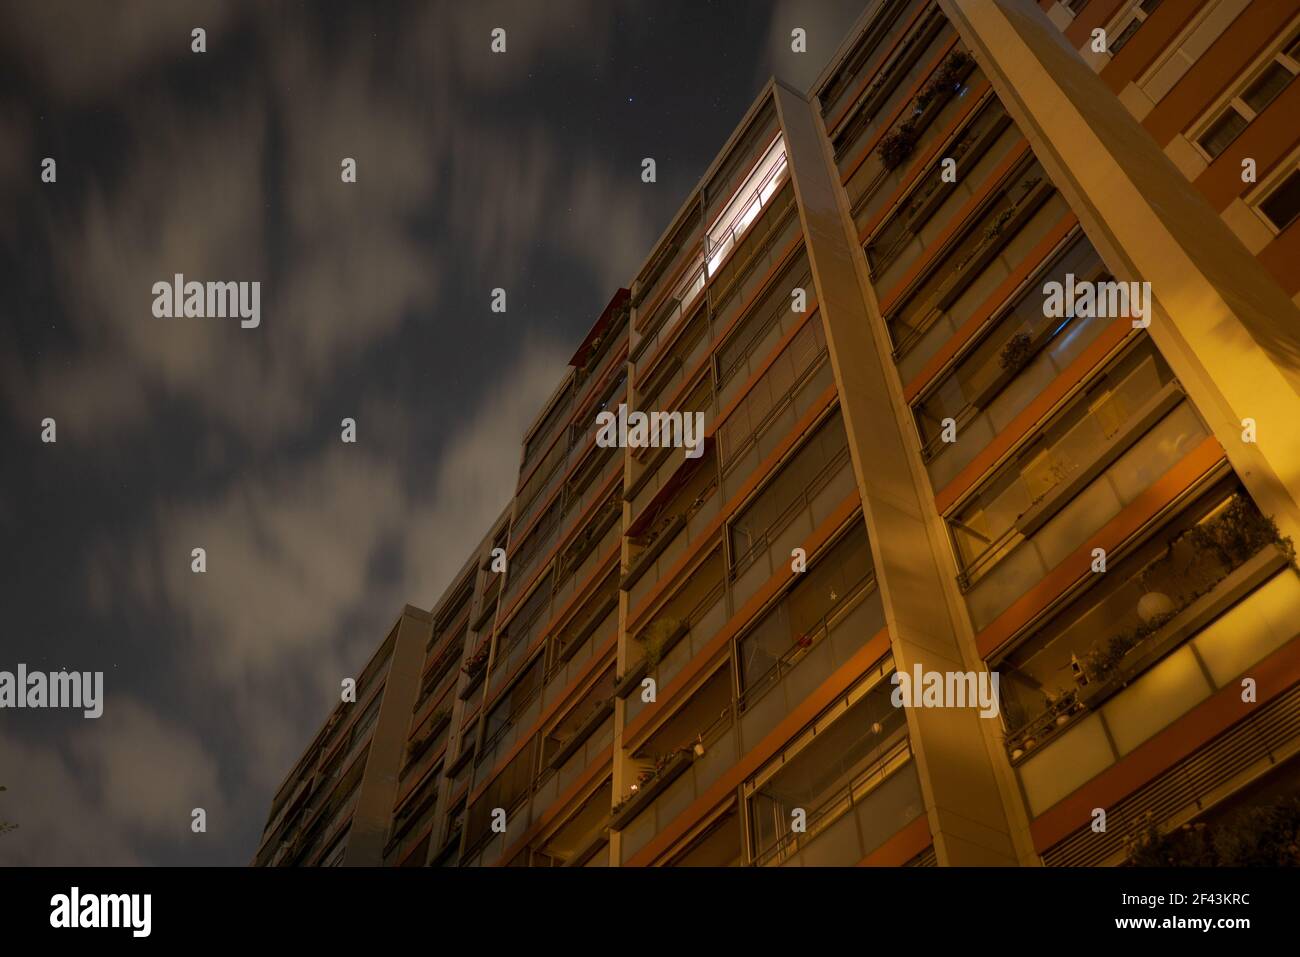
[345,605,431,865]
[774,81,1025,866]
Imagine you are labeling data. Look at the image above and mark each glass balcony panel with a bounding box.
[1017,712,1113,816]
[914,234,1104,449]
[708,183,800,323]
[1017,565,1300,817]
[966,400,1208,631]
[1193,571,1300,686]
[749,676,909,865]
[887,163,1060,361]
[820,0,928,125]
[952,346,1173,573]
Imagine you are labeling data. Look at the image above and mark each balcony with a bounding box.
[820,0,928,129]
[833,5,952,178]
[708,180,800,322]
[999,488,1293,742]
[705,136,788,280]
[737,522,886,748]
[846,47,979,223]
[728,408,857,612]
[1005,496,1300,816]
[634,203,704,353]
[914,231,1112,491]
[487,575,552,703]
[717,312,832,505]
[551,487,621,613]
[952,343,1211,631]
[745,667,920,866]
[620,552,728,727]
[616,667,738,863]
[627,376,714,522]
[885,159,1063,363]
[544,587,617,705]
[713,251,813,412]
[859,94,1009,251]
[624,448,720,610]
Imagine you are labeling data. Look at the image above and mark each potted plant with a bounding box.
[998,332,1034,372]
[877,120,919,170]
[637,615,685,669]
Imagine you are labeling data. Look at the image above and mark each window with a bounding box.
[737,522,874,698]
[320,827,349,866]
[465,743,534,852]
[706,137,788,278]
[540,667,615,769]
[746,668,908,863]
[1109,0,1164,55]
[481,655,543,757]
[948,343,1178,579]
[1196,34,1300,159]
[522,379,575,471]
[1259,167,1300,231]
[728,409,849,572]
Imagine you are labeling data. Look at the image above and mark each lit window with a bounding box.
[705,136,788,277]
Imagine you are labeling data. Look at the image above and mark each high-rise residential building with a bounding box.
[257,0,1300,868]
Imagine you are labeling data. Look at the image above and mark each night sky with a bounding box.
[0,0,866,865]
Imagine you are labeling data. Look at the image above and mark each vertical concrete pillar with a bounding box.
[774,81,1024,866]
[345,605,431,865]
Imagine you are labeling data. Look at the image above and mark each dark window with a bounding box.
[1242,61,1294,114]
[1260,169,1300,231]
[1198,109,1248,158]
[1108,19,1141,54]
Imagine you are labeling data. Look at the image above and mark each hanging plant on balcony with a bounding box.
[1188,494,1296,570]
[1125,798,1300,866]
[1078,494,1296,688]
[915,49,974,112]
[637,615,684,669]
[997,332,1034,372]
[982,206,1016,244]
[462,645,490,678]
[877,119,919,171]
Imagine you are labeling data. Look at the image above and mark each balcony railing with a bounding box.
[1014,553,1300,817]
[848,49,977,218]
[1001,493,1295,762]
[752,738,918,867]
[914,231,1108,471]
[886,162,1054,359]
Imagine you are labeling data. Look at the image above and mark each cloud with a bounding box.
[1,0,644,866]
[0,725,142,865]
[0,0,245,101]
[756,0,869,94]
[79,341,569,801]
[0,697,225,865]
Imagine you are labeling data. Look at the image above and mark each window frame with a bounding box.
[1190,28,1300,162]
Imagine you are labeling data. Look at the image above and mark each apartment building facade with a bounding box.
[257,0,1300,868]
